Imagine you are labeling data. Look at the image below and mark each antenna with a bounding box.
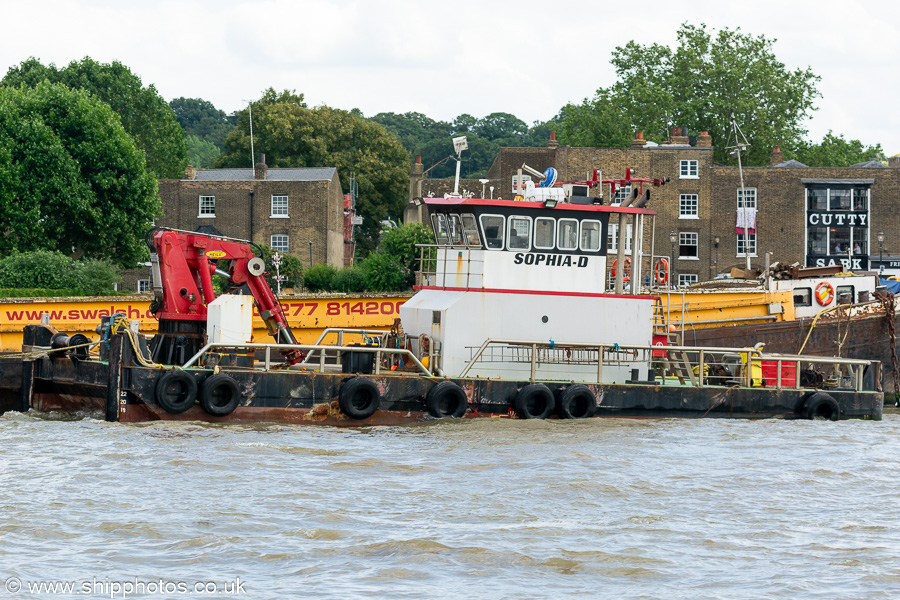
[726,108,752,271]
[248,101,255,169]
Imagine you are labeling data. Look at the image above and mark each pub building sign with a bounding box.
[804,182,871,271]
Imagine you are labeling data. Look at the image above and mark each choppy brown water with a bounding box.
[1,411,900,599]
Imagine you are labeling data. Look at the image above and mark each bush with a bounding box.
[0,251,120,295]
[332,267,367,293]
[360,252,408,291]
[379,223,432,286]
[303,263,338,292]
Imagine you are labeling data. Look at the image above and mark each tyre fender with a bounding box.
[425,381,468,418]
[199,373,241,417]
[155,370,198,414]
[803,392,840,421]
[556,384,596,419]
[339,377,381,420]
[514,383,555,419]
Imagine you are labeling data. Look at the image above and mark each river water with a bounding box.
[1,411,899,600]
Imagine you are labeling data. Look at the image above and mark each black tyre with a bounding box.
[556,384,596,419]
[155,370,198,414]
[804,392,840,421]
[426,381,468,418]
[339,377,380,420]
[514,384,555,419]
[199,374,241,417]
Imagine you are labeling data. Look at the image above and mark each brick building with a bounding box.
[411,131,900,284]
[122,155,345,291]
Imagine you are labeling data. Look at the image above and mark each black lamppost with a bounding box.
[669,230,677,287]
[308,241,313,268]
[878,231,885,274]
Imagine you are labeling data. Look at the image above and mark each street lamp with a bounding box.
[669,230,677,287]
[878,231,885,274]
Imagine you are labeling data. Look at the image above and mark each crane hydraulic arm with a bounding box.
[149,229,303,364]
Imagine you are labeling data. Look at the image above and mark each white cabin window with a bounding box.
[447,214,463,245]
[431,213,451,245]
[580,220,602,252]
[461,213,481,246]
[507,216,532,250]
[557,218,579,250]
[479,214,505,250]
[679,160,698,178]
[534,217,556,250]
[794,288,812,307]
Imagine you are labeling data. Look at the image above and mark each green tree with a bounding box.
[793,131,885,167]
[186,135,221,168]
[0,82,159,267]
[378,223,432,287]
[331,266,367,293]
[560,23,821,165]
[170,97,236,150]
[360,252,407,291]
[0,250,120,295]
[218,89,409,255]
[3,57,189,178]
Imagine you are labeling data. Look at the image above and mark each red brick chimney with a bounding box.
[631,131,646,148]
[546,131,559,148]
[184,164,196,180]
[254,153,267,180]
[769,146,783,166]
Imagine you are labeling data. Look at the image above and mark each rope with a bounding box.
[797,305,842,354]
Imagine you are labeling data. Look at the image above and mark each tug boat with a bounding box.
[0,171,884,423]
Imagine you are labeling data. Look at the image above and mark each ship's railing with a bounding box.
[459,338,878,392]
[299,328,387,365]
[181,342,433,376]
[415,243,484,290]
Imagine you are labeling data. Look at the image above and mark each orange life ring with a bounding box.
[654,258,670,285]
[611,258,632,282]
[815,282,835,306]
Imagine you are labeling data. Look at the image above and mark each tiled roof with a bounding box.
[849,160,889,168]
[773,159,808,168]
[187,167,337,181]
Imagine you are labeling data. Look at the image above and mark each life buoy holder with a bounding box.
[611,258,632,282]
[654,258,670,285]
[815,282,835,306]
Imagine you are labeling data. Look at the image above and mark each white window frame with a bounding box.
[580,219,603,252]
[679,232,699,260]
[533,217,556,250]
[506,215,533,251]
[270,234,289,253]
[737,233,757,257]
[678,274,699,287]
[557,218,579,251]
[679,194,699,219]
[607,223,633,254]
[479,214,505,250]
[737,188,757,209]
[271,194,289,218]
[612,184,631,206]
[679,160,698,179]
[199,195,215,217]
[511,174,532,194]
[137,279,150,293]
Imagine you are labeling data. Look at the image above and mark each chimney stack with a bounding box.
[696,131,712,147]
[254,153,267,180]
[546,131,559,148]
[769,146,783,166]
[184,165,196,180]
[631,131,646,148]
[889,155,900,168]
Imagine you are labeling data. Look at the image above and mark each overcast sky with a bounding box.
[4,0,899,154]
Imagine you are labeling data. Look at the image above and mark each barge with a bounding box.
[0,169,884,423]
